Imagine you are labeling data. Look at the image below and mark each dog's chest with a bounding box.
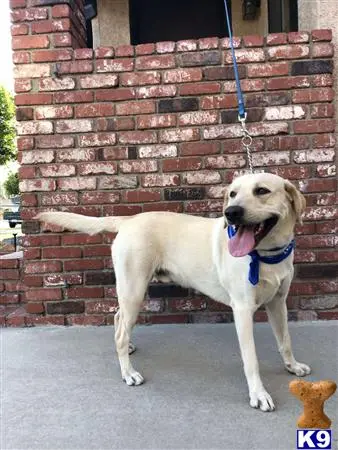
[253,263,292,306]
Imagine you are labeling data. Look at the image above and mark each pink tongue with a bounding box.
[229,227,256,257]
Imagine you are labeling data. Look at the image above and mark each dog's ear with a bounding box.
[284,180,306,224]
[222,186,229,211]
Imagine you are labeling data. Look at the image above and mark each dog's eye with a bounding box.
[254,187,271,196]
[229,191,237,198]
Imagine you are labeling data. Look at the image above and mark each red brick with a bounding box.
[19,166,36,178]
[67,287,104,299]
[304,206,336,221]
[78,162,117,175]
[221,37,241,49]
[288,32,309,43]
[137,114,176,129]
[32,49,72,62]
[292,88,334,103]
[137,85,177,99]
[266,135,309,150]
[12,7,48,22]
[75,104,114,118]
[163,68,202,83]
[21,193,38,207]
[23,235,61,247]
[116,100,155,116]
[23,276,43,287]
[58,177,96,191]
[317,311,338,320]
[267,76,310,90]
[55,91,94,104]
[156,41,176,53]
[55,119,93,134]
[81,192,119,204]
[178,111,218,126]
[15,79,32,93]
[311,29,332,42]
[312,43,334,58]
[247,62,289,77]
[120,160,158,173]
[64,260,104,271]
[96,58,133,72]
[293,119,335,134]
[294,250,316,263]
[15,93,53,106]
[316,164,336,178]
[20,179,56,192]
[312,134,336,148]
[266,33,288,45]
[205,155,246,169]
[299,179,336,193]
[57,61,93,74]
[83,246,111,257]
[317,251,338,262]
[106,205,142,216]
[12,51,31,64]
[86,301,118,314]
[136,43,155,55]
[97,117,135,131]
[53,32,72,47]
[62,234,102,246]
[94,47,114,58]
[225,48,265,64]
[52,4,71,17]
[115,45,134,57]
[243,35,264,47]
[36,105,73,120]
[10,0,26,8]
[42,247,82,259]
[118,131,157,144]
[120,71,160,87]
[136,55,175,70]
[25,288,62,301]
[26,316,65,326]
[198,37,219,50]
[179,82,221,96]
[39,77,75,91]
[74,49,93,60]
[163,157,202,172]
[185,200,223,213]
[41,192,78,206]
[36,135,74,149]
[268,45,309,60]
[68,315,106,326]
[95,88,136,102]
[160,128,200,143]
[142,174,180,187]
[12,35,49,50]
[123,189,161,203]
[79,74,118,89]
[200,94,237,109]
[294,149,335,164]
[312,74,333,87]
[183,171,221,185]
[11,24,29,35]
[180,142,220,156]
[24,261,62,274]
[143,202,183,213]
[26,302,45,314]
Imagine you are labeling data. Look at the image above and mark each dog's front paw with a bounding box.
[285,361,311,377]
[249,389,275,412]
[122,369,144,386]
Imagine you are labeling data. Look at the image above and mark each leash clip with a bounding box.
[238,114,253,173]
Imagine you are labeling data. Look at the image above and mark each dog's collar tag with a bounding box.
[227,226,295,286]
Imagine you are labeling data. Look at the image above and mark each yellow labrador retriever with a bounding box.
[36,173,311,411]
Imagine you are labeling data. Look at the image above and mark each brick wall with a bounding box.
[1,0,337,326]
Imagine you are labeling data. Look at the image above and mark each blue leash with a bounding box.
[223,0,246,119]
[223,0,254,172]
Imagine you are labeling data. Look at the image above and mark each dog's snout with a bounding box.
[224,206,245,224]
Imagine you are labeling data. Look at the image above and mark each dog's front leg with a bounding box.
[265,289,311,377]
[233,305,275,412]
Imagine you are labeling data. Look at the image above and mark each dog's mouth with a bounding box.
[228,215,279,257]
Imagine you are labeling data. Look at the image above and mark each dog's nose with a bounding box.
[224,206,245,224]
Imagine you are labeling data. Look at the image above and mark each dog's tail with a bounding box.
[35,211,132,235]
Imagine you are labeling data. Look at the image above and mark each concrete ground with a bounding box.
[1,321,337,450]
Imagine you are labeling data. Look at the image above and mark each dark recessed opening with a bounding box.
[268,0,298,33]
[129,0,231,45]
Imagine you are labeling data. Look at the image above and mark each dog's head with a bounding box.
[223,173,306,257]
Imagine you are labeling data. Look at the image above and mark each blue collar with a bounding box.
[227,225,295,286]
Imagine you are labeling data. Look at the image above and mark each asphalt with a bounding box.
[1,322,337,450]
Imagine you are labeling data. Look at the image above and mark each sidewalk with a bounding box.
[1,322,337,450]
